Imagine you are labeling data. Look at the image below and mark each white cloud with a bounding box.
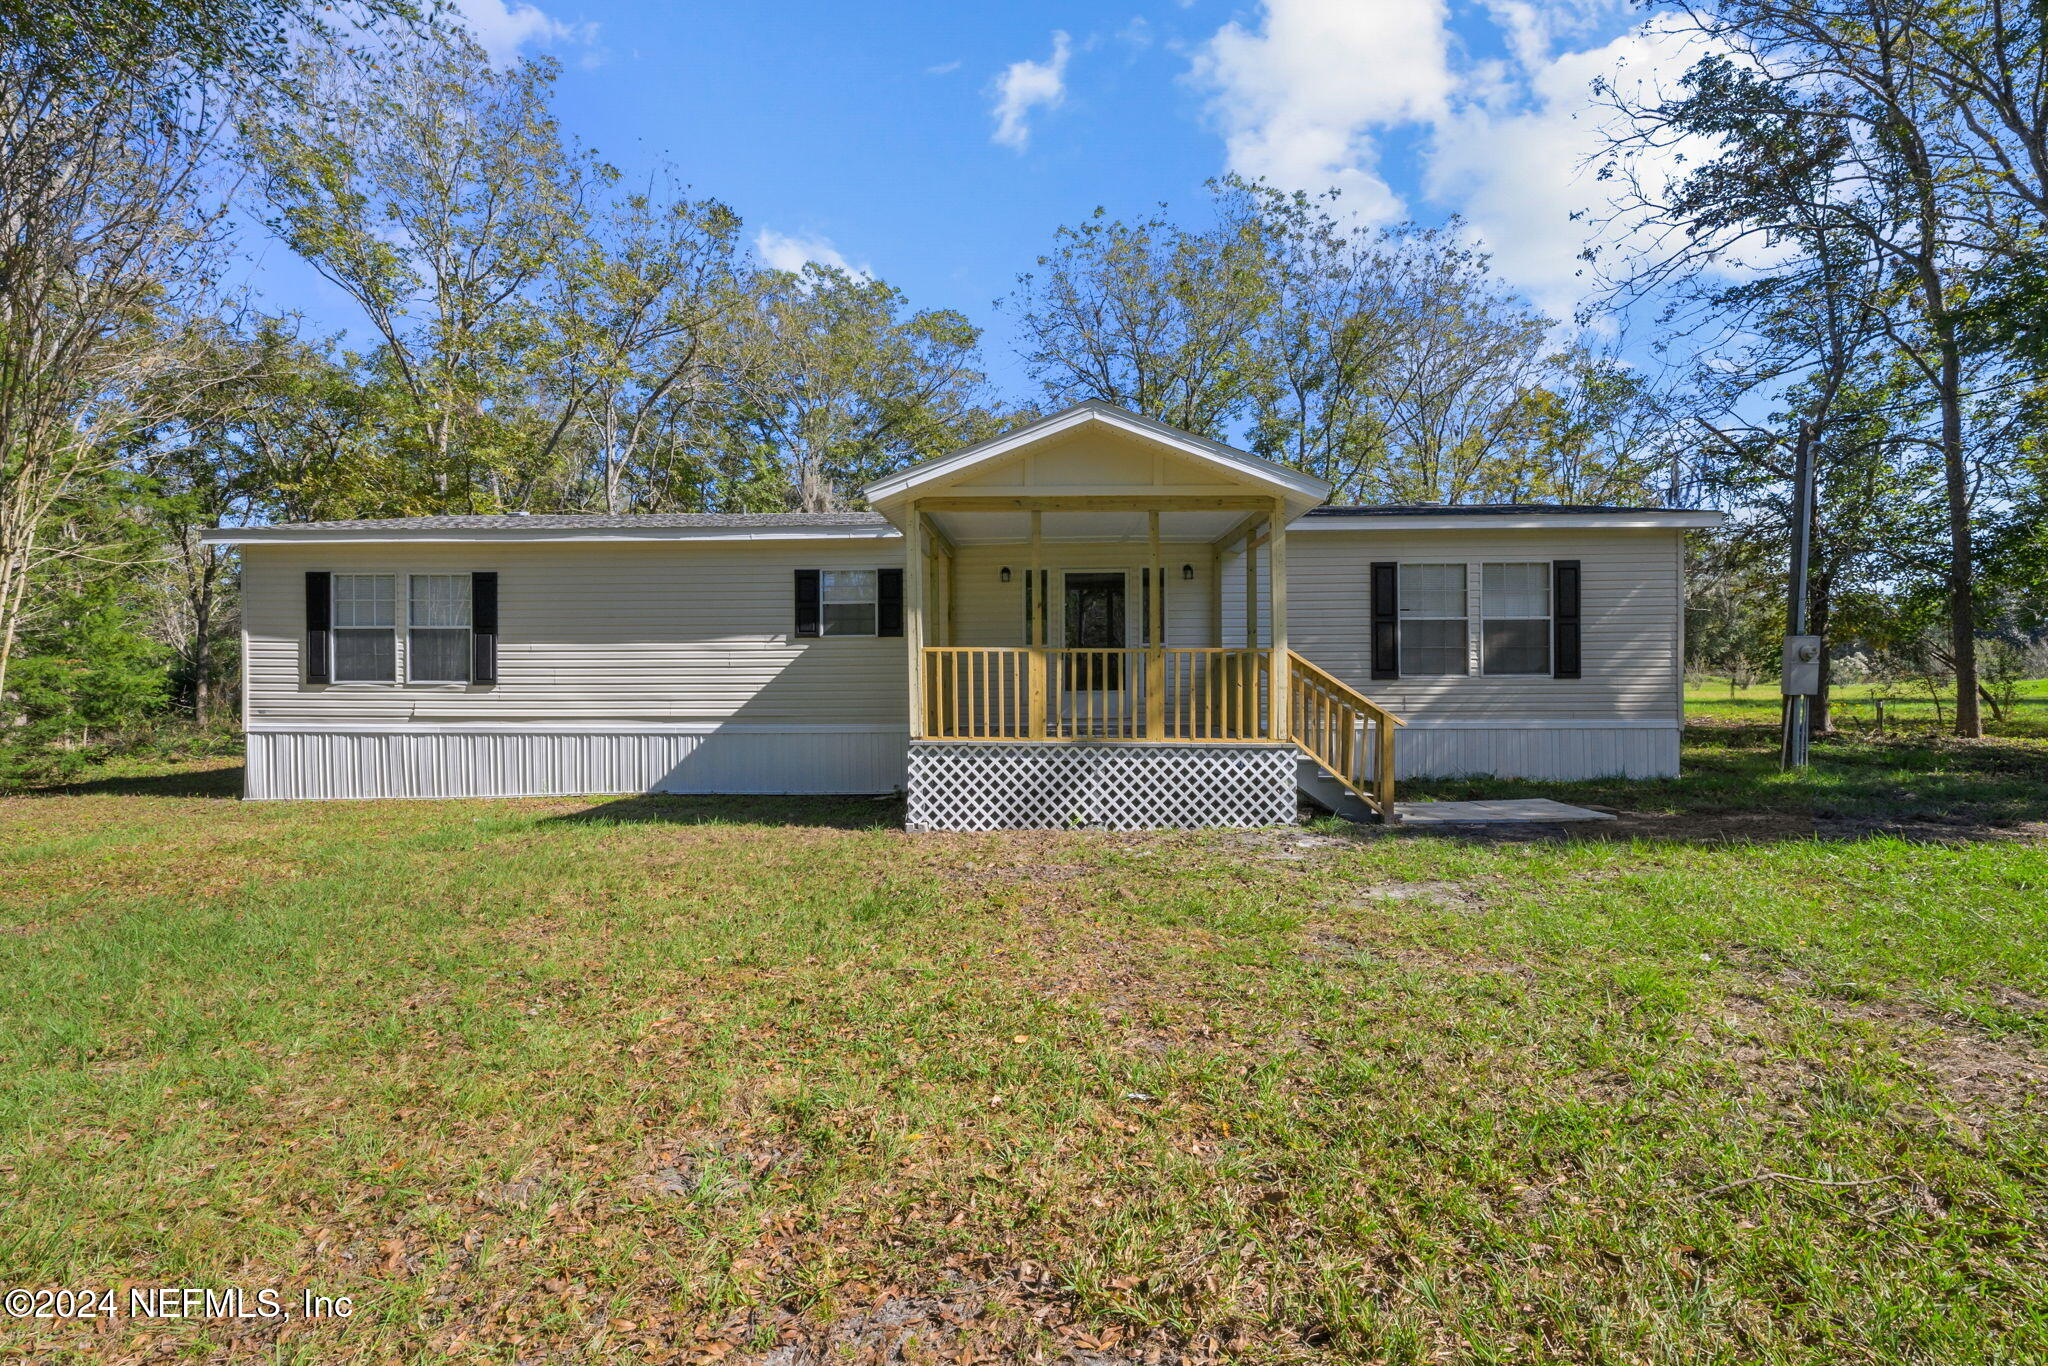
[1428,18,1709,319]
[454,0,597,65]
[1190,0,1720,316]
[1190,0,1454,222]
[991,31,1072,151]
[925,59,963,76]
[754,228,869,279]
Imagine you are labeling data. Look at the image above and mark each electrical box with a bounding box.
[1782,635,1822,695]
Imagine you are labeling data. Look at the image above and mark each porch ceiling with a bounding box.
[923,506,1250,546]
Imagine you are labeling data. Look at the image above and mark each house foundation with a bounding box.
[905,740,1298,831]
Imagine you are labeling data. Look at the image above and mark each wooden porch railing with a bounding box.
[918,646,1405,820]
[1285,650,1404,819]
[921,647,1274,741]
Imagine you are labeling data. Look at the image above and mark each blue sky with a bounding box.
[247,0,1706,398]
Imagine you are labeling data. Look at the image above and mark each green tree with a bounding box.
[1602,2,2047,735]
[243,26,593,512]
[1006,202,1270,439]
[543,178,743,513]
[719,264,1004,511]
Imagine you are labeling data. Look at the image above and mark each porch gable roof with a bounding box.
[861,401,1331,524]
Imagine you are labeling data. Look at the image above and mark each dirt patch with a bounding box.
[629,1128,805,1205]
[1816,815,2048,844]
[1211,827,1356,861]
[745,1275,1239,1365]
[1705,991,2048,1126]
[1832,999,2048,1117]
[1695,996,1827,1114]
[963,862,1103,886]
[1340,879,1477,910]
[1296,929,1534,983]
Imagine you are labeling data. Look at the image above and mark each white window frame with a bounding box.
[820,568,881,638]
[1479,561,1553,677]
[329,573,397,684]
[406,573,474,685]
[1395,562,1470,678]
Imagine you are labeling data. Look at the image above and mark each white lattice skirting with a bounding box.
[906,741,1298,831]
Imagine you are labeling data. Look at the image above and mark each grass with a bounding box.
[1686,676,2048,737]
[2,728,2046,1363]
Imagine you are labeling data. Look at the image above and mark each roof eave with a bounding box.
[1291,511,1725,531]
[201,524,903,546]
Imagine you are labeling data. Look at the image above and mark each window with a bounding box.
[1397,563,1468,676]
[1482,562,1551,675]
[408,574,472,682]
[820,569,878,636]
[332,574,396,681]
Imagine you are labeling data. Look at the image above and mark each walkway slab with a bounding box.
[1394,798,1616,824]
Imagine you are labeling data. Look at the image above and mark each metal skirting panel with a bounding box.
[244,728,909,800]
[1396,725,1679,780]
[906,742,1298,832]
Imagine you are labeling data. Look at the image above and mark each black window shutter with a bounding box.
[1369,561,1399,680]
[305,571,331,684]
[794,569,821,637]
[471,572,498,684]
[1553,560,1582,679]
[876,567,904,637]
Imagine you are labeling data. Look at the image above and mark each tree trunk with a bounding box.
[1810,583,1833,735]
[191,558,214,724]
[1933,323,1981,737]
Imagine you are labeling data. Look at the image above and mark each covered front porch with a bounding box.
[913,497,1288,743]
[864,403,1400,829]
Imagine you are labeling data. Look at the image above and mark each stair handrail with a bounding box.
[1284,650,1404,819]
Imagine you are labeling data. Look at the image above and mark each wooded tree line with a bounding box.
[1600,0,2048,735]
[1,0,2043,766]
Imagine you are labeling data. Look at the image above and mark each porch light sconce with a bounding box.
[1000,566,1012,583]
[1181,563,1195,581]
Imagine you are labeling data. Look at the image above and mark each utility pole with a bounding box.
[1695,416,1823,772]
[1780,419,1820,771]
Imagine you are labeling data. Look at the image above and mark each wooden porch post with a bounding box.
[1146,509,1165,739]
[907,500,925,738]
[1208,549,1223,735]
[1268,498,1290,743]
[1244,529,1258,652]
[942,543,956,646]
[1208,551,1223,646]
[1028,510,1046,738]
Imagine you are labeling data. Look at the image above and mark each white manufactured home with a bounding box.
[203,402,1721,828]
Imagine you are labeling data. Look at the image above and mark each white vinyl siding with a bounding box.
[1481,562,1550,676]
[245,528,1684,738]
[243,541,909,726]
[1236,527,1686,725]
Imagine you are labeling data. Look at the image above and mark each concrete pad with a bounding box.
[1394,798,1616,824]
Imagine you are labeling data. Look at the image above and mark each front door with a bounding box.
[1062,571,1126,694]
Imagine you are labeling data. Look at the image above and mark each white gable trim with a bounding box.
[862,402,1330,508]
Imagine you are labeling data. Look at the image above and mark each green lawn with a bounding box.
[1686,676,2048,736]
[2,728,2046,1363]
